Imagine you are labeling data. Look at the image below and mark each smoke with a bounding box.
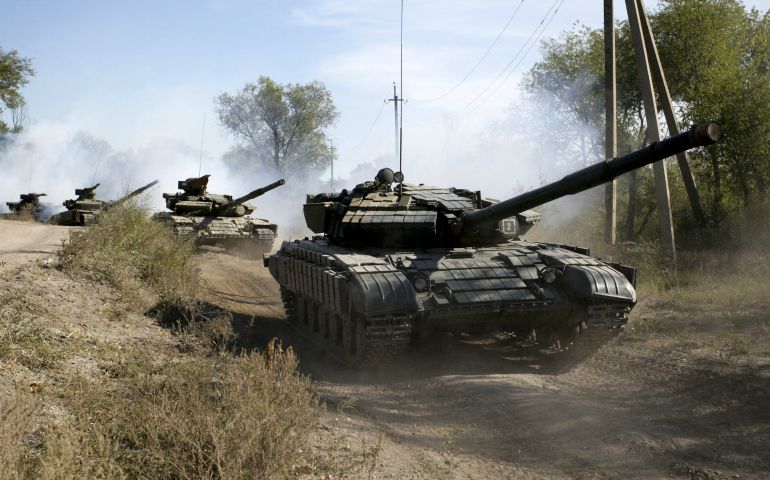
[0,121,319,239]
[0,77,603,245]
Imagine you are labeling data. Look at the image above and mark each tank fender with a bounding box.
[561,264,637,303]
[346,271,420,317]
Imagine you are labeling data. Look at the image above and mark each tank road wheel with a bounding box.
[546,304,628,373]
[279,287,299,325]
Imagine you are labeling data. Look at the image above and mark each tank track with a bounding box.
[540,302,629,372]
[280,287,412,367]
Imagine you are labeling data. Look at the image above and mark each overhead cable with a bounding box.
[414,0,526,103]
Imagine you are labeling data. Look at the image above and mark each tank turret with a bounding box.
[5,193,47,219]
[303,122,723,248]
[50,180,159,226]
[154,175,285,253]
[214,179,286,217]
[268,122,723,368]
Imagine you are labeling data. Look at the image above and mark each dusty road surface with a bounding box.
[2,224,766,479]
[198,252,770,480]
[0,218,72,271]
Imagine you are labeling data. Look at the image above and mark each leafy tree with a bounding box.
[0,48,34,134]
[520,0,770,241]
[216,76,339,175]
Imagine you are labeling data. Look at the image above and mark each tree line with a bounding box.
[521,0,769,241]
[3,0,767,244]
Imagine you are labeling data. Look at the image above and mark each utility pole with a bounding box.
[625,0,677,266]
[329,139,335,192]
[604,0,618,246]
[637,0,707,225]
[386,82,404,162]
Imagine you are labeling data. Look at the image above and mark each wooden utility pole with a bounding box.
[625,0,677,265]
[329,139,335,192]
[386,82,404,162]
[637,0,707,225]
[604,0,618,245]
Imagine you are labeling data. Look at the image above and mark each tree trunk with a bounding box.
[272,129,281,171]
[625,170,638,240]
[709,152,722,222]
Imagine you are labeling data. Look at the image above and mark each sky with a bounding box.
[1,0,768,221]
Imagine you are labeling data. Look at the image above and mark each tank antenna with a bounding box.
[399,0,404,196]
[198,112,206,177]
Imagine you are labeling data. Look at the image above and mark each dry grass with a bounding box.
[0,279,62,369]
[3,208,38,222]
[0,201,320,479]
[638,249,770,308]
[2,344,316,480]
[0,393,125,480]
[58,202,198,309]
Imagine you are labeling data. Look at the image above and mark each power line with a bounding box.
[355,101,386,152]
[463,0,562,111]
[414,0,526,103]
[474,0,567,110]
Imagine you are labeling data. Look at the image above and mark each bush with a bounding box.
[69,343,315,479]
[58,203,198,308]
[2,343,316,480]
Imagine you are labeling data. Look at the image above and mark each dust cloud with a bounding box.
[0,83,601,240]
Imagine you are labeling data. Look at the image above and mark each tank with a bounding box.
[266,122,723,367]
[154,175,285,253]
[49,180,159,226]
[4,193,47,220]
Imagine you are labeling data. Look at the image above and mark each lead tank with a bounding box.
[266,122,723,368]
[49,180,159,226]
[5,193,47,220]
[154,175,285,253]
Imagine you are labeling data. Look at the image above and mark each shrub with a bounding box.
[58,203,198,308]
[67,344,316,479]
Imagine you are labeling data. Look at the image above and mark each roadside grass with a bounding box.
[2,346,315,479]
[3,208,37,222]
[0,278,63,369]
[0,202,322,479]
[58,202,198,310]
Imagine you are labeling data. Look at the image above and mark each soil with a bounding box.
[2,219,769,479]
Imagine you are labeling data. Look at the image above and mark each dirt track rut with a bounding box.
[196,251,770,480]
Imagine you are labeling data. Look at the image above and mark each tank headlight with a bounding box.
[413,277,427,292]
[541,269,558,284]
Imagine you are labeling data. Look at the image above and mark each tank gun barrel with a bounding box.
[112,179,159,206]
[216,179,286,212]
[460,122,723,232]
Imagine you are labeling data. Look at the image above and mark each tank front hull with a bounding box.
[267,238,636,367]
[153,212,278,252]
[48,209,97,226]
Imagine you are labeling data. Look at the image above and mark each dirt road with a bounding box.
[0,218,72,270]
[197,252,770,480]
[3,220,765,479]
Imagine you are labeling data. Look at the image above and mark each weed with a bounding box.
[337,396,360,414]
[730,337,750,355]
[58,202,198,310]
[440,426,463,471]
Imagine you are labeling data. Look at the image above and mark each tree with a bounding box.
[0,48,34,134]
[519,0,770,241]
[216,76,339,175]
